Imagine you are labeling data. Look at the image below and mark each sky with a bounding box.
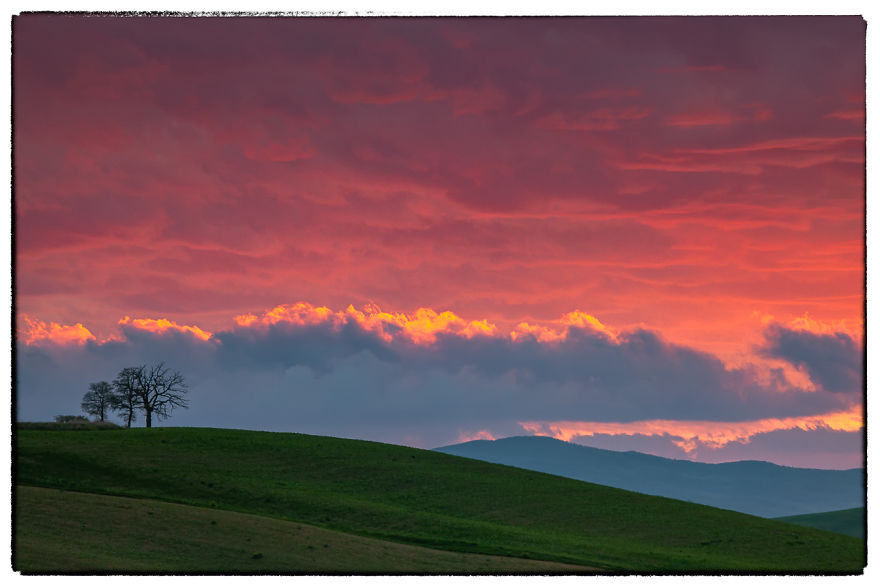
[12,14,866,469]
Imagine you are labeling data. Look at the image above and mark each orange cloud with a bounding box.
[236,302,336,328]
[234,313,259,327]
[508,310,620,342]
[19,315,95,345]
[235,303,634,347]
[234,303,621,347]
[21,304,616,348]
[118,316,213,341]
[511,311,617,343]
[754,311,864,343]
[787,312,864,340]
[518,405,863,455]
[560,311,619,341]
[235,302,498,344]
[456,429,497,443]
[510,321,564,343]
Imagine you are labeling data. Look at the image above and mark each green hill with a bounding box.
[774,508,865,539]
[15,486,591,573]
[14,427,866,573]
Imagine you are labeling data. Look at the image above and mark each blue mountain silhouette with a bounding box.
[434,435,864,518]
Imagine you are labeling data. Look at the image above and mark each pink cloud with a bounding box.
[12,16,865,398]
[657,64,733,74]
[519,405,863,455]
[825,109,865,121]
[665,111,737,127]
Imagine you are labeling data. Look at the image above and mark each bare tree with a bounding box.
[134,362,189,428]
[81,381,115,422]
[112,367,141,428]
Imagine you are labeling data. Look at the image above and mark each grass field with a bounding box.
[16,486,594,573]
[774,508,866,539]
[14,427,867,573]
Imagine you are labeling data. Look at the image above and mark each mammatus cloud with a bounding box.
[15,303,863,466]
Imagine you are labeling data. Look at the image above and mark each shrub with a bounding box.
[54,415,89,424]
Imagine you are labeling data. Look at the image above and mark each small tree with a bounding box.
[133,362,189,428]
[112,367,141,428]
[81,381,115,422]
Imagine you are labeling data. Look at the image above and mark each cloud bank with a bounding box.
[14,16,865,361]
[16,303,863,467]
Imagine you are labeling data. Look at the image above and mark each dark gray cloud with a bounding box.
[15,316,861,456]
[759,323,863,394]
[215,320,397,373]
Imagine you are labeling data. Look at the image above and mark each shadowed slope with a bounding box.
[15,486,595,573]
[774,508,865,539]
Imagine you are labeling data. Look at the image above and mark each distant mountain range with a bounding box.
[434,436,864,518]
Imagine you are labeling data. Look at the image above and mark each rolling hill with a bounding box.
[434,435,864,518]
[774,508,866,539]
[14,427,866,573]
[15,485,592,573]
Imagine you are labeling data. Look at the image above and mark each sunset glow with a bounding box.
[13,15,865,468]
[118,316,214,341]
[20,315,96,346]
[519,405,863,455]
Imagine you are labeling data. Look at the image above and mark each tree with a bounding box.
[112,367,141,428]
[133,362,189,428]
[81,381,115,422]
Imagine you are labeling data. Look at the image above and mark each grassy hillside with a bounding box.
[15,486,592,573]
[775,508,865,539]
[435,436,865,517]
[14,427,866,573]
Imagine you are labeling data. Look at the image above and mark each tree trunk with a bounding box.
[145,410,152,428]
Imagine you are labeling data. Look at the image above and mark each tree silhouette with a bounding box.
[133,362,189,428]
[112,367,141,428]
[81,381,115,422]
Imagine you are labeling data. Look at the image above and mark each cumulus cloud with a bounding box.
[15,304,863,457]
[759,323,863,394]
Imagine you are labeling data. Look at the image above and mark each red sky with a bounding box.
[13,16,866,467]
